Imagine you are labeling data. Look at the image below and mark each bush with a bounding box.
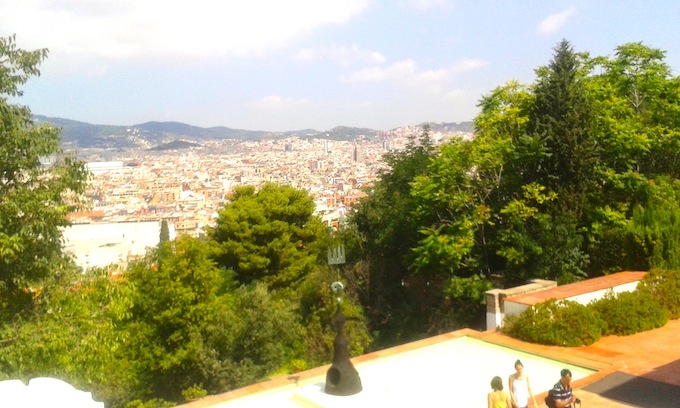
[502,299,605,346]
[181,385,207,402]
[637,269,680,319]
[125,399,174,408]
[591,290,668,335]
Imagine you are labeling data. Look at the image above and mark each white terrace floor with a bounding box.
[179,329,602,408]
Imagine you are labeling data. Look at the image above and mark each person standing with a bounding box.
[488,376,512,408]
[509,359,537,408]
[547,369,579,408]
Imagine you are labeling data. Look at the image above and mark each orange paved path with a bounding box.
[480,318,680,407]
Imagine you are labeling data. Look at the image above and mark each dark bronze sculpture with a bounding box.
[324,281,363,396]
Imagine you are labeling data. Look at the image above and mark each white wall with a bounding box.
[497,281,643,330]
[62,221,161,270]
[564,281,640,304]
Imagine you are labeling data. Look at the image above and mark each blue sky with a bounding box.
[1,1,679,132]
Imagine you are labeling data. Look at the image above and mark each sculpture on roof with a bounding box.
[324,281,363,396]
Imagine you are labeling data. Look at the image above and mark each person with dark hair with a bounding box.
[546,369,580,408]
[509,359,537,407]
[488,376,512,408]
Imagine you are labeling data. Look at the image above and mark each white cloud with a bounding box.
[0,0,369,71]
[296,48,317,61]
[342,59,418,82]
[246,95,309,108]
[342,58,486,86]
[451,59,487,74]
[401,0,452,10]
[295,45,386,67]
[537,6,576,36]
[445,89,466,100]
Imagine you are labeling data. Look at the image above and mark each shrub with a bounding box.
[502,299,605,346]
[181,385,207,402]
[637,269,680,319]
[125,399,174,408]
[591,290,668,335]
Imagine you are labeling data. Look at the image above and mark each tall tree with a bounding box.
[489,40,596,283]
[0,35,88,314]
[584,42,680,273]
[159,219,170,243]
[124,236,226,403]
[209,183,328,290]
[527,39,599,215]
[349,127,447,343]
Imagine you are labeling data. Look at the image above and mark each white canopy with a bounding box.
[0,377,104,407]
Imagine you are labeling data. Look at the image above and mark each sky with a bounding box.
[1,1,679,132]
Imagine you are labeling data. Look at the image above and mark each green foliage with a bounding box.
[5,36,680,408]
[124,236,225,402]
[638,268,680,318]
[122,236,313,404]
[627,185,680,270]
[159,220,170,243]
[125,399,174,408]
[0,35,88,312]
[495,184,590,284]
[400,39,680,296]
[590,290,668,335]
[181,384,208,401]
[528,40,599,206]
[349,127,441,343]
[210,183,329,289]
[0,266,137,407]
[504,269,680,345]
[435,274,493,330]
[204,282,304,391]
[295,267,372,366]
[410,137,500,277]
[502,299,605,346]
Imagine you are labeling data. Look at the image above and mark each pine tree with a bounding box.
[159,220,170,242]
[527,39,599,216]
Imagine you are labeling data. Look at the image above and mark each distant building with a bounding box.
[352,143,363,163]
[62,221,161,271]
[86,161,126,175]
[309,160,324,171]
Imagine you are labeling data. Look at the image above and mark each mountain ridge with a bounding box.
[33,115,474,150]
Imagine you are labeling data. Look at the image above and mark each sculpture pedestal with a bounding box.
[324,307,362,396]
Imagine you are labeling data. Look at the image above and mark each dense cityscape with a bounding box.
[64,126,472,269]
[3,2,680,405]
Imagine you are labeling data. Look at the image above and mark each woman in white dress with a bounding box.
[509,359,537,408]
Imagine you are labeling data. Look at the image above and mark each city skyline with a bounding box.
[2,1,679,132]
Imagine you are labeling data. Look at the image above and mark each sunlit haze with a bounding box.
[1,0,679,131]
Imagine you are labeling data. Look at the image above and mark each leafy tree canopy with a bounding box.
[349,39,680,343]
[209,183,329,289]
[0,35,88,314]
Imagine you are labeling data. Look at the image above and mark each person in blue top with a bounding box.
[547,369,580,408]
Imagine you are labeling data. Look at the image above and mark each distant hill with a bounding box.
[34,115,134,148]
[317,126,378,141]
[148,140,202,151]
[33,115,473,150]
[136,121,271,140]
[423,121,474,133]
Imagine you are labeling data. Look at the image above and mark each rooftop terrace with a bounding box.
[179,272,680,408]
